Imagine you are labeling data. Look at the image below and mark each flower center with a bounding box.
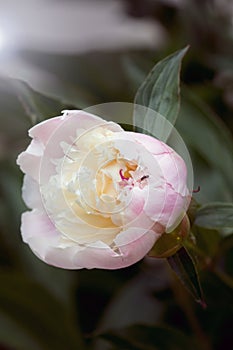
[95,159,137,206]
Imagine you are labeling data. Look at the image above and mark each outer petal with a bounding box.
[155,151,188,196]
[16,139,44,181]
[164,189,189,231]
[145,184,187,231]
[21,209,82,269]
[127,132,173,155]
[21,210,59,243]
[29,115,66,145]
[30,110,123,148]
[21,210,160,269]
[18,111,123,181]
[46,229,158,270]
[22,175,43,210]
[127,132,188,195]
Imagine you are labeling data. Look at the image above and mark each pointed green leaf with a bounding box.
[167,247,205,306]
[11,79,66,124]
[134,47,188,141]
[194,202,233,237]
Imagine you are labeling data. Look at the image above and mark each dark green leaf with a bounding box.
[177,88,233,195]
[134,47,188,141]
[194,202,233,235]
[99,324,196,350]
[0,77,68,160]
[167,247,205,306]
[11,79,66,124]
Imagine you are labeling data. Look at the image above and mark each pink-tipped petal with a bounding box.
[21,210,59,243]
[29,110,123,147]
[155,151,188,196]
[21,209,159,270]
[67,228,159,270]
[21,210,82,269]
[29,116,65,145]
[128,132,173,155]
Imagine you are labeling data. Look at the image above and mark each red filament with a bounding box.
[193,186,201,193]
[119,169,129,181]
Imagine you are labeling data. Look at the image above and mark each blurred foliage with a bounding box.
[0,0,233,349]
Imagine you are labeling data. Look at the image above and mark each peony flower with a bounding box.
[17,110,190,269]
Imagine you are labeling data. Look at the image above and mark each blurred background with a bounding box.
[0,0,233,349]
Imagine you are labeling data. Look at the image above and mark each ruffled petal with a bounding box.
[22,175,43,210]
[128,132,188,195]
[128,132,173,155]
[21,210,82,269]
[29,110,123,147]
[68,228,159,270]
[16,139,44,181]
[155,151,188,196]
[21,209,159,269]
[29,116,65,145]
[21,210,59,243]
[144,183,188,231]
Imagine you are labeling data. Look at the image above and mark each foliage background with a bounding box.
[0,1,232,349]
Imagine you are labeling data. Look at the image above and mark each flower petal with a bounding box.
[21,209,159,269]
[22,175,43,210]
[155,151,188,196]
[128,132,172,155]
[16,139,44,181]
[29,116,65,145]
[21,209,59,243]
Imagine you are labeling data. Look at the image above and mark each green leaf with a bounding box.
[167,247,205,306]
[11,79,66,124]
[0,77,68,160]
[194,202,233,235]
[99,324,196,350]
[0,78,32,150]
[177,88,233,196]
[134,47,188,141]
[0,271,84,350]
